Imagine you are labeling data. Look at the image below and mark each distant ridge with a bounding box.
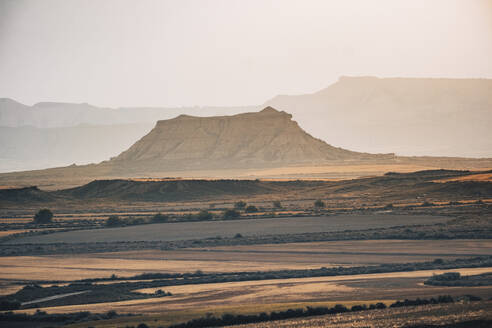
[265,76,492,157]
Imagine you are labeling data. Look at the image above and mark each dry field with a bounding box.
[245,164,437,179]
[2,237,490,327]
[63,300,396,328]
[1,239,490,281]
[0,254,326,281]
[5,214,450,244]
[15,267,492,323]
[434,172,492,183]
[4,161,491,191]
[0,163,442,190]
[228,301,492,328]
[132,267,492,310]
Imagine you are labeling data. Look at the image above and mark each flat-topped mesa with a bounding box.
[111,107,384,171]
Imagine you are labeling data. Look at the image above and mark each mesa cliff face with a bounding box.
[111,107,386,171]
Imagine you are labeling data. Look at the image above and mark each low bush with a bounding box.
[223,209,240,219]
[234,201,246,209]
[245,205,258,213]
[33,209,53,224]
[168,295,462,328]
[314,199,325,209]
[0,300,21,310]
[106,215,123,227]
[152,213,169,223]
[196,210,213,221]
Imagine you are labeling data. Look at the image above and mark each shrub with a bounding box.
[245,205,258,213]
[196,210,213,221]
[33,209,53,224]
[106,310,118,318]
[234,233,243,239]
[384,203,394,209]
[431,272,461,281]
[223,209,240,219]
[234,201,247,209]
[0,300,21,310]
[314,199,325,209]
[129,217,145,225]
[152,213,169,223]
[106,215,123,227]
[155,289,165,295]
[272,201,282,209]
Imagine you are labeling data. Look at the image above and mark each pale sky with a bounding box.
[0,0,491,107]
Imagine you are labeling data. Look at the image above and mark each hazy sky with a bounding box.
[1,0,491,107]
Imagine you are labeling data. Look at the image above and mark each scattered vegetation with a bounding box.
[245,205,258,213]
[0,309,130,325]
[3,214,492,256]
[314,199,325,209]
[234,201,247,209]
[0,280,174,309]
[0,299,21,311]
[196,210,213,221]
[223,209,240,219]
[425,272,492,286]
[167,296,465,328]
[33,209,53,224]
[106,215,123,227]
[152,213,169,223]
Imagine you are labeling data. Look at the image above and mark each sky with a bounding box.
[0,0,491,108]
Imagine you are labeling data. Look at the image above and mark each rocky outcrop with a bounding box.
[111,107,389,171]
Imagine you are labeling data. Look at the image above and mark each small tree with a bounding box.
[106,215,123,227]
[33,209,53,224]
[314,199,325,209]
[234,201,247,209]
[196,210,213,221]
[152,213,169,223]
[272,201,282,209]
[223,209,240,219]
[245,205,258,213]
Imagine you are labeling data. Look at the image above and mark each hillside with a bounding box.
[110,107,391,172]
[265,76,492,157]
[1,169,490,206]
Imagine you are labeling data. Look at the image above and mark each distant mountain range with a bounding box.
[1,76,491,172]
[0,97,255,128]
[264,76,492,158]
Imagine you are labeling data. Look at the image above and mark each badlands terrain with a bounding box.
[1,84,491,327]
